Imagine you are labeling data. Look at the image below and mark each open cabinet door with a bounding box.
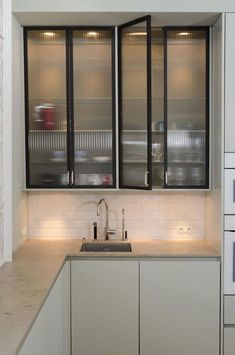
[118,16,152,189]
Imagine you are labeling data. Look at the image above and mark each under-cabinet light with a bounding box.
[126,32,147,36]
[178,32,191,36]
[43,32,55,38]
[86,31,99,38]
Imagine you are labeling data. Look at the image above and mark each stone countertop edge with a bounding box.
[0,239,220,355]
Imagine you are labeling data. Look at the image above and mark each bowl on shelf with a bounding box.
[74,150,88,162]
[93,156,112,162]
[51,150,66,162]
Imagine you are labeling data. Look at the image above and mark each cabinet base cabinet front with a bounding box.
[18,262,70,355]
[224,328,235,355]
[71,260,139,355]
[140,260,220,355]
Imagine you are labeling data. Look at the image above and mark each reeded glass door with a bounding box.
[165,28,209,188]
[25,29,69,187]
[119,16,152,189]
[72,29,115,187]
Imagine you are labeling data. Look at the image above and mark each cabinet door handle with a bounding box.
[67,171,70,185]
[144,171,149,186]
[165,171,168,185]
[71,170,75,185]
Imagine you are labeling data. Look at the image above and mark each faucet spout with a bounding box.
[97,199,114,240]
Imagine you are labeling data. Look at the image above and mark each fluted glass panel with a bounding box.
[27,30,68,186]
[120,20,149,187]
[166,30,207,187]
[73,30,113,186]
[152,28,164,188]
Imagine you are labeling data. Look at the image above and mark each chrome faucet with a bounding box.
[96,199,115,240]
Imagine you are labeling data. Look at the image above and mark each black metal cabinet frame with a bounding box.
[24,21,210,190]
[162,27,210,189]
[24,26,116,189]
[118,23,210,190]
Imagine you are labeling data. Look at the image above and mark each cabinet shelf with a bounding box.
[31,160,112,164]
[29,129,112,133]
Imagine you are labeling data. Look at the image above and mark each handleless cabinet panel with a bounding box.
[225,13,235,152]
[18,262,70,355]
[224,296,235,324]
[71,260,138,355]
[140,260,220,355]
[224,328,235,355]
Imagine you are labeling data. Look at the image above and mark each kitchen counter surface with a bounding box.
[0,239,220,355]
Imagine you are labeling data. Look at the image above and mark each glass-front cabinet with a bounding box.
[165,28,209,188]
[25,30,68,187]
[24,20,209,189]
[119,22,209,189]
[24,27,115,188]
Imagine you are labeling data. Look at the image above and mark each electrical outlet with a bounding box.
[186,226,193,235]
[177,226,185,235]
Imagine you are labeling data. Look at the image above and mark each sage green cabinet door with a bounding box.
[71,260,138,355]
[18,262,70,355]
[140,260,220,355]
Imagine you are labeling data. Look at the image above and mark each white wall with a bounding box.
[12,14,28,252]
[0,0,3,265]
[28,192,205,240]
[10,0,235,13]
[1,0,13,264]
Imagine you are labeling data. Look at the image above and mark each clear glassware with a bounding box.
[152,143,163,162]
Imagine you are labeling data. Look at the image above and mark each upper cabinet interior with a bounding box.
[23,15,210,190]
[24,27,115,188]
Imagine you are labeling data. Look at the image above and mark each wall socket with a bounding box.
[177,225,193,236]
[20,227,28,242]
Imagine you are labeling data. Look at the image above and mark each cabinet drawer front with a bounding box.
[224,232,235,294]
[225,216,235,231]
[225,153,235,168]
[224,296,235,324]
[224,170,235,214]
[224,328,235,355]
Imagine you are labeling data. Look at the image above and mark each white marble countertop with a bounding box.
[0,239,220,355]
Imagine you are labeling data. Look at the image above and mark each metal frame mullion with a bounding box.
[66,29,74,186]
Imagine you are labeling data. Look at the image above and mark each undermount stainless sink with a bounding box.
[80,242,132,252]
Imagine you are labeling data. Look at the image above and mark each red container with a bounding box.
[41,105,55,130]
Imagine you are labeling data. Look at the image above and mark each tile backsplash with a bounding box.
[28,192,205,240]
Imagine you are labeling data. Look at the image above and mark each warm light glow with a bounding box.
[126,32,147,36]
[86,31,99,38]
[178,32,191,36]
[43,32,55,38]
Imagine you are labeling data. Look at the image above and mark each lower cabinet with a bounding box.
[224,328,235,355]
[18,262,70,355]
[140,260,220,355]
[18,259,220,355]
[71,259,220,355]
[71,260,139,355]
[224,296,235,355]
